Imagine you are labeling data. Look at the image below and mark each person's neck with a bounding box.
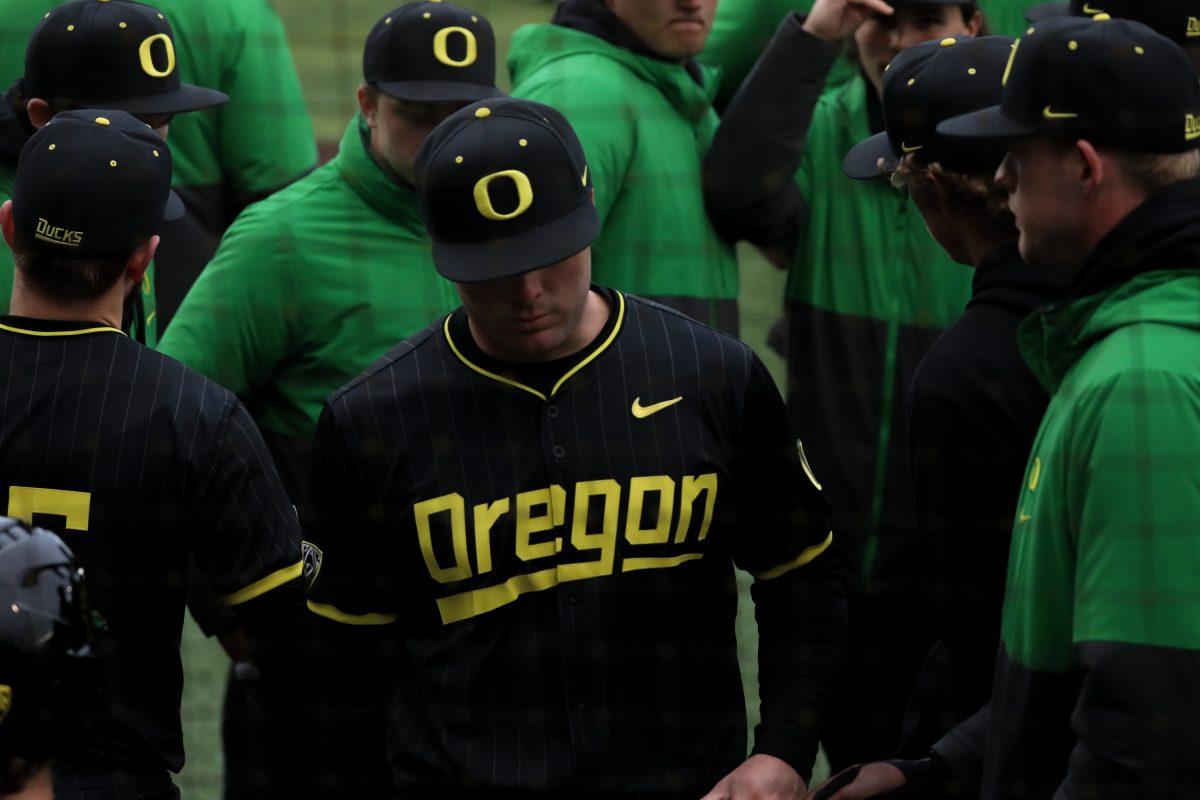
[8,275,126,329]
[961,223,1019,269]
[366,132,413,187]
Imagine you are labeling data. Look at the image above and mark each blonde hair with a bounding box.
[1109,148,1200,195]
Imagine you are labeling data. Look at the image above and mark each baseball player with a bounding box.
[0,518,99,800]
[840,35,1065,755]
[507,0,740,334]
[160,1,500,502]
[0,0,229,346]
[704,0,983,768]
[0,111,305,799]
[814,15,1200,799]
[305,96,847,799]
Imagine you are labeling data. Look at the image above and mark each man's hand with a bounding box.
[802,0,894,44]
[700,754,807,800]
[806,763,906,800]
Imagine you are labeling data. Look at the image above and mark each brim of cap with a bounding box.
[937,105,1039,140]
[99,84,230,115]
[843,133,900,180]
[164,189,185,223]
[1024,1,1070,21]
[432,200,600,283]
[376,80,504,104]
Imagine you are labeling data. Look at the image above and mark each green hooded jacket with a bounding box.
[159,116,459,495]
[508,24,740,333]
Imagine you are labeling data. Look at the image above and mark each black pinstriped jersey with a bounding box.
[306,291,838,797]
[0,316,303,774]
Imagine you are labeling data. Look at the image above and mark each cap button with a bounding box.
[475,107,491,119]
[940,37,956,47]
[95,117,110,126]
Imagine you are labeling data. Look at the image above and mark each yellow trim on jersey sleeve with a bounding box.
[222,561,303,606]
[753,532,834,581]
[306,600,398,626]
[0,322,125,337]
[443,291,627,401]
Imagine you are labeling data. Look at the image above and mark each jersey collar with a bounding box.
[443,290,626,401]
[0,315,125,337]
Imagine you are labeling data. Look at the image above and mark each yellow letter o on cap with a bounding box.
[433,26,477,68]
[138,33,176,78]
[474,170,534,221]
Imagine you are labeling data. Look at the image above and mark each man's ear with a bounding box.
[357,84,378,128]
[966,9,984,37]
[0,201,15,253]
[1075,139,1106,199]
[25,98,53,129]
[125,235,159,290]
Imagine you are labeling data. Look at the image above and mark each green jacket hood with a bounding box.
[334,114,424,230]
[507,24,720,122]
[1021,270,1200,390]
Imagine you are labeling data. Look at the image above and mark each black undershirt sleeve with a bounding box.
[731,357,848,779]
[702,13,839,257]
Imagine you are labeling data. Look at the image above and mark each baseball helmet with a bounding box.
[0,518,98,793]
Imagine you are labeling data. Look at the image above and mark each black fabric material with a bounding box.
[783,301,944,593]
[897,246,1064,755]
[820,588,932,772]
[553,0,705,83]
[0,82,32,169]
[306,293,843,795]
[52,765,178,800]
[1067,177,1200,301]
[702,13,832,254]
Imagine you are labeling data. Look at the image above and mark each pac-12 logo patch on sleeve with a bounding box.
[301,541,324,591]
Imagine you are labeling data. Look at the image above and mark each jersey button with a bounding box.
[552,445,566,458]
[570,592,581,606]
[576,695,588,709]
[546,405,559,419]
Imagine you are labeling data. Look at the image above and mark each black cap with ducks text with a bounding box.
[938,16,1200,152]
[844,35,1013,179]
[415,97,599,282]
[1026,0,1200,44]
[23,0,227,115]
[12,110,184,258]
[363,2,502,103]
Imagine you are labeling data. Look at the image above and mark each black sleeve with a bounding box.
[930,703,989,789]
[1057,642,1200,798]
[190,398,310,799]
[906,387,1018,715]
[304,404,398,798]
[731,355,848,779]
[702,13,839,255]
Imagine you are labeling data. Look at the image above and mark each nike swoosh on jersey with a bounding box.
[1019,511,1033,525]
[632,396,682,419]
[900,142,923,153]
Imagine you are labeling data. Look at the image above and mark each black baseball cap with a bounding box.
[938,16,1200,152]
[363,2,502,103]
[23,0,227,116]
[844,35,1013,179]
[12,110,184,258]
[415,98,599,283]
[1027,0,1200,44]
